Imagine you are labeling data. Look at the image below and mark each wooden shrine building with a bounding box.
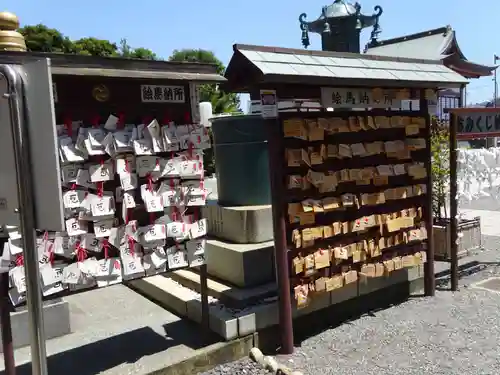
[365,26,496,116]
[298,0,496,117]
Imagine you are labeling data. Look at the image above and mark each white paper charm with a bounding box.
[123,192,136,209]
[89,161,114,182]
[61,164,80,183]
[94,219,114,238]
[121,254,145,278]
[166,246,189,269]
[40,264,64,287]
[62,263,82,284]
[166,221,188,240]
[133,138,154,155]
[189,218,207,239]
[81,233,101,252]
[150,247,168,268]
[141,185,164,213]
[114,130,133,152]
[76,169,96,189]
[66,218,89,236]
[120,173,138,191]
[10,266,26,294]
[91,195,115,217]
[137,156,161,177]
[186,238,206,267]
[95,258,122,287]
[8,238,23,256]
[63,190,86,209]
[147,119,164,153]
[116,155,136,175]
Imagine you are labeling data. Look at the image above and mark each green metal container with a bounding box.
[211,115,271,206]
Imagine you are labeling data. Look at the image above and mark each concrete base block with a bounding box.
[236,302,279,336]
[293,290,330,318]
[187,300,239,341]
[233,267,424,337]
[203,204,273,244]
[206,239,275,287]
[358,265,424,296]
[132,267,425,340]
[0,299,71,352]
[330,282,359,305]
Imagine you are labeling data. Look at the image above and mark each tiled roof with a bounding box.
[227,44,468,87]
[365,26,454,60]
[364,26,496,78]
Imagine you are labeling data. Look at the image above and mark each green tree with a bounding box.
[19,25,159,60]
[168,49,238,176]
[168,49,240,114]
[118,39,158,60]
[431,117,450,221]
[18,24,73,53]
[72,37,118,57]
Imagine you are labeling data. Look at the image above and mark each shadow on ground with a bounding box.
[257,278,423,354]
[3,320,218,375]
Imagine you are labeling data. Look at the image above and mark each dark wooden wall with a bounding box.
[52,75,192,125]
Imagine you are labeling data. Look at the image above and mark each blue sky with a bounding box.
[4,0,497,108]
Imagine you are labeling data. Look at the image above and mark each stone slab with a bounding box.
[130,276,239,341]
[202,204,273,244]
[169,269,276,308]
[0,299,71,352]
[205,239,275,287]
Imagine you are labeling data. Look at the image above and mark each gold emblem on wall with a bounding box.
[92,84,110,102]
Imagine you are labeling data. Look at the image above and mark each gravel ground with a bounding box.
[202,235,500,375]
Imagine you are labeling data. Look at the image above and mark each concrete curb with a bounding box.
[145,334,256,375]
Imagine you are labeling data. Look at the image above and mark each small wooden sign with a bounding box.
[321,87,403,109]
[140,85,185,103]
[448,108,500,140]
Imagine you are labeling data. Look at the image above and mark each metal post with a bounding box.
[422,92,435,296]
[2,65,48,375]
[266,117,294,354]
[491,55,498,147]
[199,263,210,341]
[0,260,16,375]
[449,112,459,291]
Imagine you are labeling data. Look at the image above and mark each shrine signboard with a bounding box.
[140,85,186,103]
[455,108,500,140]
[321,87,403,109]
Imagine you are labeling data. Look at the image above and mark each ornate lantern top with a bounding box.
[299,0,383,51]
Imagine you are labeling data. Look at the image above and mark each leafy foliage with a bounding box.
[19,24,73,53]
[169,49,225,74]
[169,49,240,176]
[72,37,118,57]
[118,39,158,60]
[18,24,158,59]
[168,49,240,114]
[431,117,450,221]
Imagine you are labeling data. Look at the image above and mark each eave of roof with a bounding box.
[365,26,454,60]
[365,26,496,78]
[224,43,468,92]
[0,51,225,82]
[50,66,226,82]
